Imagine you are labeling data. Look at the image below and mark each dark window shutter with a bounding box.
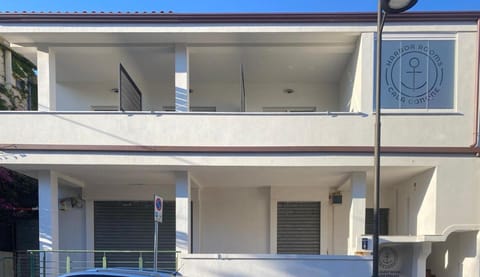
[277,201,321,254]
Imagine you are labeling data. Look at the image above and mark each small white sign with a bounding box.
[154,195,163,223]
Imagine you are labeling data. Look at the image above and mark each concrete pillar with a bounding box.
[38,170,59,276]
[37,47,56,111]
[175,44,189,112]
[348,172,367,255]
[411,242,431,277]
[175,171,191,253]
[85,200,95,268]
[4,48,13,86]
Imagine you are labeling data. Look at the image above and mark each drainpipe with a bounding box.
[471,19,480,155]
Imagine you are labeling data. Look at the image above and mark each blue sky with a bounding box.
[1,0,480,13]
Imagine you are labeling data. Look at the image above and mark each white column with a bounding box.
[348,172,367,255]
[4,48,13,86]
[85,200,95,268]
[37,47,56,111]
[38,170,59,276]
[411,242,431,277]
[175,171,191,253]
[175,44,189,112]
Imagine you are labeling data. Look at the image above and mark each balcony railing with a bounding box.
[16,249,179,277]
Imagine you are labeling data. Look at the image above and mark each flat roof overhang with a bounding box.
[0,11,479,24]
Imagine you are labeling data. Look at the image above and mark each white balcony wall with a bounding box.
[0,112,474,147]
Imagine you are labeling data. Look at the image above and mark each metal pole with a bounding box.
[154,222,158,271]
[373,1,386,276]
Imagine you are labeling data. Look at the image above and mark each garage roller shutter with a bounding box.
[94,201,175,270]
[277,201,321,254]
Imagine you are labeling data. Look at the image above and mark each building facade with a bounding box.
[0,11,479,277]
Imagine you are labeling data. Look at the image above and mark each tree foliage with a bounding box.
[0,167,38,222]
[0,45,37,110]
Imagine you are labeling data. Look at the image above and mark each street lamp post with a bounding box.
[373,1,418,277]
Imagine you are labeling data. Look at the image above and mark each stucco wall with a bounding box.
[179,254,372,277]
[339,33,373,113]
[199,187,270,254]
[435,158,480,235]
[391,169,436,236]
[59,185,85,250]
[56,80,339,113]
[427,231,480,277]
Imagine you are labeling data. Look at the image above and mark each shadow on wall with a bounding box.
[394,168,435,236]
[427,231,478,277]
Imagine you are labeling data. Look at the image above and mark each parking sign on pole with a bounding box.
[154,195,163,223]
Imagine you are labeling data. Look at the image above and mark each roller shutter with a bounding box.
[365,208,389,235]
[277,201,321,254]
[94,201,175,270]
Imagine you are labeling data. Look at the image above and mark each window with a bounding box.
[365,208,389,235]
[377,39,455,110]
[277,201,320,254]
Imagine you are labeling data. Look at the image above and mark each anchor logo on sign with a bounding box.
[402,57,427,92]
[387,49,442,100]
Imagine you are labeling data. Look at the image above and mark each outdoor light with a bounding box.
[372,0,417,277]
[381,0,418,14]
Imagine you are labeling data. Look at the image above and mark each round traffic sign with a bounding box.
[155,197,162,211]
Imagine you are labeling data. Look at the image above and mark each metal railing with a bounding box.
[15,250,179,277]
[1,256,14,277]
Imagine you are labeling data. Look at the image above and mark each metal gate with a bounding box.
[277,201,321,254]
[94,201,175,270]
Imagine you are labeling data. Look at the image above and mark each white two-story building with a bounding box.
[0,11,479,277]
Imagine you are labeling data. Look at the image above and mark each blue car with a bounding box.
[58,268,180,277]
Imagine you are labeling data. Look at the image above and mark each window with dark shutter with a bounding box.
[365,208,389,235]
[277,201,321,254]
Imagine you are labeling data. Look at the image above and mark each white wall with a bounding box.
[179,254,372,277]
[83,183,175,201]
[435,158,479,235]
[59,185,85,250]
[392,169,436,236]
[243,82,338,112]
[57,82,119,111]
[57,80,339,113]
[190,81,339,112]
[2,110,473,147]
[199,187,270,254]
[339,37,360,112]
[270,186,331,255]
[332,183,350,255]
[189,82,241,112]
[339,33,374,113]
[427,231,479,277]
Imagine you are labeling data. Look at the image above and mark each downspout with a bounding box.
[470,18,480,155]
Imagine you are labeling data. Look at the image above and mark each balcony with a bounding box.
[0,110,472,148]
